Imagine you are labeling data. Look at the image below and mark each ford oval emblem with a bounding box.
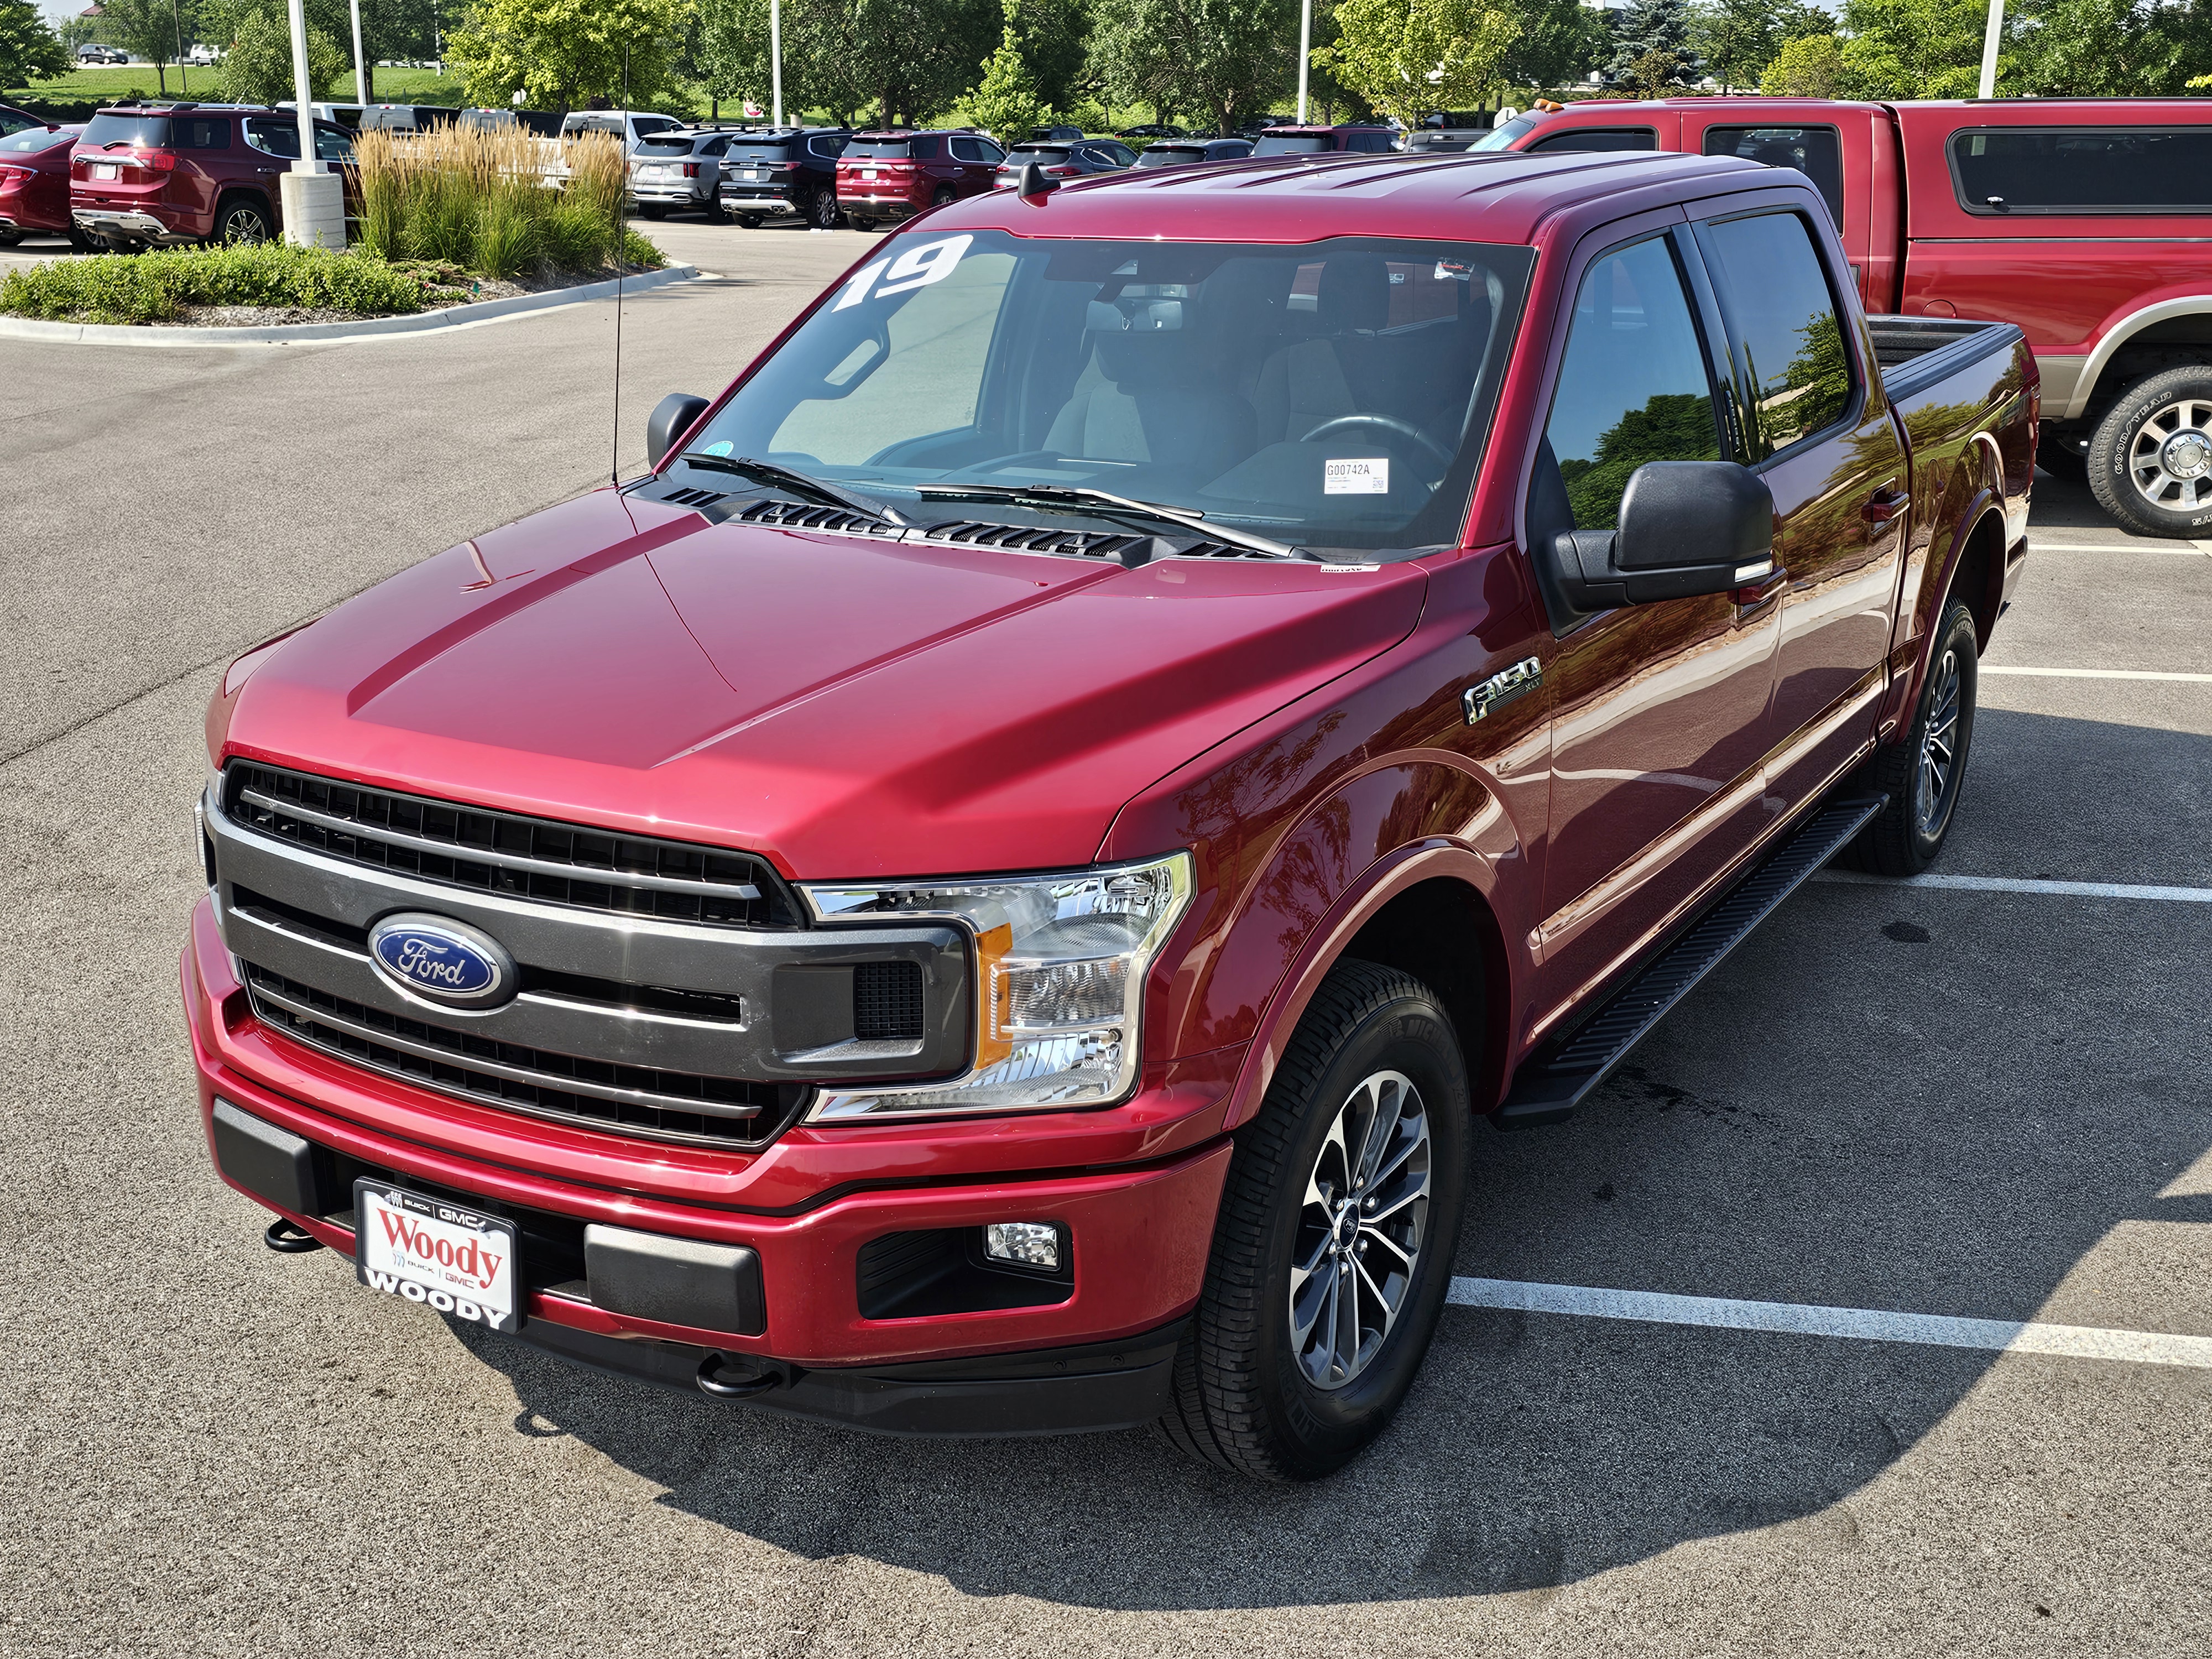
[367,913,517,1010]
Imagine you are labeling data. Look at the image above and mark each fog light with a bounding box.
[983,1222,1061,1272]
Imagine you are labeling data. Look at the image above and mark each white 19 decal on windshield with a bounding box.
[832,234,974,311]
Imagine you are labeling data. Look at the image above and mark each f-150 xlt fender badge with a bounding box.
[1464,657,1543,723]
[368,913,518,1010]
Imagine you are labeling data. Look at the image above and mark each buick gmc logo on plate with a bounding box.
[367,913,517,1009]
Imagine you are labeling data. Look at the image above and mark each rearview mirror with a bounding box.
[1547,461,1776,609]
[646,392,710,468]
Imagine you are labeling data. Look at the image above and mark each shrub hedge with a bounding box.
[0,243,471,325]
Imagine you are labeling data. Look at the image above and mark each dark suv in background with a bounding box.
[992,136,1136,187]
[719,126,852,228]
[1131,137,1253,171]
[1250,124,1399,156]
[835,128,1004,229]
[71,104,357,248]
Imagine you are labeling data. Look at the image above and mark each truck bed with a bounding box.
[1868,316,2027,405]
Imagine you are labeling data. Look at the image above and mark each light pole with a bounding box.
[351,0,368,105]
[770,0,784,126]
[283,0,347,246]
[1978,0,2004,98]
[1296,0,1312,123]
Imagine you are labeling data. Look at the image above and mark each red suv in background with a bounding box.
[836,128,1004,229]
[0,123,84,245]
[71,103,357,249]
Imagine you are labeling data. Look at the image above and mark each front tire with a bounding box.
[1845,598,1979,877]
[2088,366,2212,537]
[1159,961,1469,1482]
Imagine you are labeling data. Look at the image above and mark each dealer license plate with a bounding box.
[861,168,877,180]
[744,167,768,181]
[639,164,667,178]
[354,1180,520,1333]
[92,163,118,180]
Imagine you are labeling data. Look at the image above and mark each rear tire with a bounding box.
[212,194,271,245]
[0,226,20,246]
[808,186,841,229]
[639,203,667,221]
[1157,960,1469,1483]
[930,185,956,207]
[2088,365,2212,538]
[849,216,875,232]
[737,212,764,229]
[1844,599,1979,878]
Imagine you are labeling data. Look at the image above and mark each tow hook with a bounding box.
[696,1351,783,1399]
[264,1217,324,1254]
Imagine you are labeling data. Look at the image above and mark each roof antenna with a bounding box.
[611,44,630,487]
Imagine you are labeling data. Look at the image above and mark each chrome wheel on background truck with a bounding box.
[2089,366,2212,537]
[1160,961,1469,1482]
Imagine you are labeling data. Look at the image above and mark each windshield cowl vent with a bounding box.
[734,498,905,536]
[659,487,729,509]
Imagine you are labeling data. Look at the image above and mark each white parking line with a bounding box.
[1983,666,2212,682]
[1448,1277,2212,1370]
[2028,541,2212,555]
[1813,870,2212,901]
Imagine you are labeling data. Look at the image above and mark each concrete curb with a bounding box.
[0,261,700,347]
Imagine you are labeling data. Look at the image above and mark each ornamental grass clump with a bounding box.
[353,124,660,281]
[0,242,466,325]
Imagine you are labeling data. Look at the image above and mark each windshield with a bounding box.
[679,229,1532,552]
[1253,134,1331,156]
[0,126,74,153]
[83,113,170,149]
[1470,116,1537,153]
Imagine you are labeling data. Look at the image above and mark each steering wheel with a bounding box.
[1301,414,1455,472]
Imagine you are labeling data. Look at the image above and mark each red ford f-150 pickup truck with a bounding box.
[1480,96,2206,536]
[187,149,2035,1480]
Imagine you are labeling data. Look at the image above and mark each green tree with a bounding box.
[213,5,349,100]
[1838,0,1987,97]
[2012,0,2199,96]
[1311,0,1520,127]
[1011,0,1094,114]
[1759,27,1849,92]
[1689,0,1787,90]
[1091,0,1296,137]
[848,0,1000,126]
[446,0,696,115]
[1499,0,1609,95]
[696,0,874,121]
[956,4,1045,143]
[97,0,206,95]
[0,0,71,85]
[1606,0,1698,88]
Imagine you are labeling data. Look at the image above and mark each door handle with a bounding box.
[1861,485,1910,524]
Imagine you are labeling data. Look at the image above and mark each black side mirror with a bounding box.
[1546,461,1776,609]
[646,392,711,468]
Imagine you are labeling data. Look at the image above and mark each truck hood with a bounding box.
[221,491,1428,877]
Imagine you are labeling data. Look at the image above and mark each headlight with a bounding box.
[799,851,1193,1121]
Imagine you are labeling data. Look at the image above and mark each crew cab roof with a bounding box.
[935,149,1776,245]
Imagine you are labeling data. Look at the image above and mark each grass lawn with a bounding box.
[3,64,472,107]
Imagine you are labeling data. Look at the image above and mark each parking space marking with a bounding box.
[2028,541,2212,555]
[1813,870,2212,901]
[1983,666,2212,682]
[1448,1277,2212,1369]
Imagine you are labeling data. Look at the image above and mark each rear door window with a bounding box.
[1347,131,1396,153]
[1531,127,1656,154]
[1695,211,1855,458]
[1950,127,2212,214]
[1703,124,1843,228]
[1542,235,1723,530]
[174,117,230,150]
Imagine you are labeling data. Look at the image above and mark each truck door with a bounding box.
[1529,223,1783,1012]
[1689,199,1907,807]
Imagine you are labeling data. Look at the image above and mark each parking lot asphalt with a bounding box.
[4,217,2209,1657]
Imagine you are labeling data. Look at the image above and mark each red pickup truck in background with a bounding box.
[1484,97,2209,536]
[187,149,2034,1481]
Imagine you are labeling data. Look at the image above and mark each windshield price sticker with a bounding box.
[1326,458,1391,496]
[832,234,974,311]
[355,1181,520,1333]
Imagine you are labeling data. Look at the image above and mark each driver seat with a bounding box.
[1253,254,1390,446]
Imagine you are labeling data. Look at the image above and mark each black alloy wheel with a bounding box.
[214,195,271,245]
[930,185,956,207]
[639,202,667,220]
[1845,598,1980,877]
[737,212,764,229]
[0,226,20,247]
[808,186,841,229]
[1158,959,1470,1481]
[2088,365,2212,537]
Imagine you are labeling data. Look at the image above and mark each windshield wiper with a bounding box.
[672,452,907,526]
[910,481,1306,560]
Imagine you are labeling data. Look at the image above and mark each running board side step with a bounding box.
[1493,795,1887,1130]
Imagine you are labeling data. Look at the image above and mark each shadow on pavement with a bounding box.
[452,709,2210,1610]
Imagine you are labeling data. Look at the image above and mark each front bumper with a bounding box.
[72,205,196,244]
[184,897,1235,1429]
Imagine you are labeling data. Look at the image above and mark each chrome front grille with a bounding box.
[244,964,797,1147]
[223,761,797,930]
